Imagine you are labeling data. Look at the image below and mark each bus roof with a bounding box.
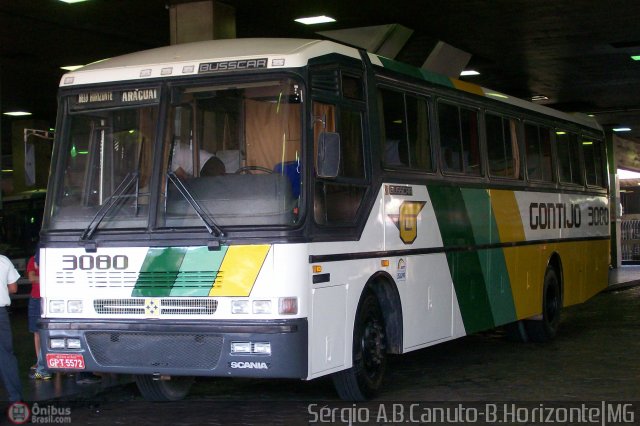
[60,37,601,132]
[60,38,360,87]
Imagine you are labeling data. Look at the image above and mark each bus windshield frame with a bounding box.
[43,75,305,236]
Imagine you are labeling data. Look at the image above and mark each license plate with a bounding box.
[46,353,86,369]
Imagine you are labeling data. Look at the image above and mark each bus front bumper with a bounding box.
[39,318,308,379]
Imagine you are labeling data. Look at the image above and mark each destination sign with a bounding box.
[69,88,160,111]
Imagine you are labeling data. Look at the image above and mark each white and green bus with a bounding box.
[39,38,609,401]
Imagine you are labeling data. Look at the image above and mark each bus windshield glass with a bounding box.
[47,87,160,231]
[46,78,303,233]
[160,78,302,229]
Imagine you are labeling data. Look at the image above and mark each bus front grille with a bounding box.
[93,298,218,315]
[86,332,223,370]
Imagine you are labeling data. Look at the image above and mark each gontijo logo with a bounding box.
[388,201,427,244]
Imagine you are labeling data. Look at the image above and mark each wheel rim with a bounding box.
[545,277,560,325]
[360,316,386,380]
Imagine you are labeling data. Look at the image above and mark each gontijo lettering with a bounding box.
[529,202,610,229]
[529,202,582,230]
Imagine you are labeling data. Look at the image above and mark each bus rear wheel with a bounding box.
[525,266,562,342]
[134,375,194,401]
[332,291,387,401]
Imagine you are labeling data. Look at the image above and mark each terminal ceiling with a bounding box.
[2,0,640,143]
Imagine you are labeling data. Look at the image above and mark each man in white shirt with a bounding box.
[171,143,214,179]
[0,254,23,402]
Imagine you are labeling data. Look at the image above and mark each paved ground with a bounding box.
[2,271,639,425]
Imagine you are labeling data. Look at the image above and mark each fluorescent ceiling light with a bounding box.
[631,55,640,61]
[294,15,336,25]
[531,95,549,102]
[618,169,640,179]
[3,111,32,116]
[61,65,84,71]
[59,0,90,3]
[460,70,480,76]
[486,92,509,99]
[613,127,632,132]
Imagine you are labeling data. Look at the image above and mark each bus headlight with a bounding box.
[50,338,65,349]
[230,341,252,354]
[253,342,271,355]
[66,338,82,349]
[67,300,83,313]
[231,300,249,314]
[230,341,271,355]
[252,300,272,314]
[49,300,65,313]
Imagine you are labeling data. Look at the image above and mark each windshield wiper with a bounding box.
[80,172,139,242]
[167,171,225,238]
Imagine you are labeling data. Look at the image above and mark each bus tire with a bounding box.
[134,375,194,401]
[525,266,561,343]
[332,290,387,401]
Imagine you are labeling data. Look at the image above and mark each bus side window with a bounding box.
[313,102,367,225]
[438,101,481,175]
[583,137,606,187]
[556,131,584,185]
[525,123,553,182]
[486,113,521,179]
[379,88,432,172]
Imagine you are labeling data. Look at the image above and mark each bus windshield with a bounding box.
[160,78,302,229]
[47,90,159,232]
[46,78,303,233]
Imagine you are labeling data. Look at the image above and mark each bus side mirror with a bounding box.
[317,132,340,178]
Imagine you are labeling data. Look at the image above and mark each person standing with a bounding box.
[0,254,23,402]
[27,250,51,380]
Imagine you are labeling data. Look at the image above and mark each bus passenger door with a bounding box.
[382,184,453,348]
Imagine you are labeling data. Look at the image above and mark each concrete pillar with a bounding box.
[169,0,236,45]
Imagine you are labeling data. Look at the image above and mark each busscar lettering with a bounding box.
[199,58,268,73]
[529,202,609,230]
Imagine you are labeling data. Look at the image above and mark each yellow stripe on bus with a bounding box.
[504,240,608,320]
[487,189,531,318]
[451,79,485,97]
[209,245,270,297]
[488,189,525,242]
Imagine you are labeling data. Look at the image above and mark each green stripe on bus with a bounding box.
[132,247,188,297]
[170,246,228,297]
[428,185,495,333]
[377,56,453,88]
[461,188,517,326]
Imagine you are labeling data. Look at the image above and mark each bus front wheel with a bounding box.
[525,266,562,342]
[134,375,194,401]
[332,290,387,401]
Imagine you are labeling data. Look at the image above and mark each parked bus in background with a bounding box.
[38,38,609,401]
[0,189,46,299]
